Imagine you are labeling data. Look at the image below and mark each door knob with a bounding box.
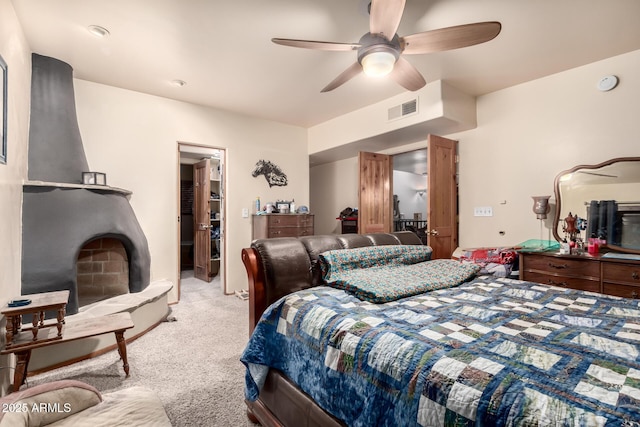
[198,224,211,230]
[427,229,439,236]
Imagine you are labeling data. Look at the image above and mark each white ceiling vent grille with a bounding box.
[388,98,418,121]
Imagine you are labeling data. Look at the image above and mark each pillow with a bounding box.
[454,247,518,277]
[0,380,102,426]
[319,245,432,281]
[457,247,517,265]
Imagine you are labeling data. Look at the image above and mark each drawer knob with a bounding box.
[632,291,639,299]
[548,279,567,287]
[548,262,568,270]
[633,272,639,280]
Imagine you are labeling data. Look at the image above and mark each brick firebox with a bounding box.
[76,238,129,306]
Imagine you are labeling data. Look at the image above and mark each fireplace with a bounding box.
[77,238,130,306]
[21,54,151,315]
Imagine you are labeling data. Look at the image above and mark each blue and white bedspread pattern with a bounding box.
[241,277,640,426]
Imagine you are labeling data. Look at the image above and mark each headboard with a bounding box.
[241,231,423,334]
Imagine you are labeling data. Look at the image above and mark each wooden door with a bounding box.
[427,135,458,259]
[358,152,393,234]
[193,159,211,282]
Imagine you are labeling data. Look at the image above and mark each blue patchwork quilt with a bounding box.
[241,277,640,426]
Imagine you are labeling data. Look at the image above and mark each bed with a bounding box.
[240,232,640,426]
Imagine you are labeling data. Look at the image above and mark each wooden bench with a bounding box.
[1,312,134,391]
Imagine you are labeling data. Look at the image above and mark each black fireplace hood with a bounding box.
[22,54,151,315]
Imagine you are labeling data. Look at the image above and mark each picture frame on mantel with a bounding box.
[0,54,7,165]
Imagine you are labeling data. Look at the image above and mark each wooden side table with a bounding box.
[2,290,69,348]
[1,312,134,391]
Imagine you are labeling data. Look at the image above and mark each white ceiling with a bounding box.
[12,0,640,129]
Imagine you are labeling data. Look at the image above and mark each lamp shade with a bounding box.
[361,51,396,77]
[532,195,551,219]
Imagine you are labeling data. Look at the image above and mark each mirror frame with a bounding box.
[553,156,640,255]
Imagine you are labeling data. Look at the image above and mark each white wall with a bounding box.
[393,170,428,220]
[310,157,358,235]
[311,49,640,248]
[452,49,640,249]
[0,0,32,394]
[311,140,428,235]
[73,80,308,301]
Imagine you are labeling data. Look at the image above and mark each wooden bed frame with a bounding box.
[242,247,347,427]
[241,232,423,427]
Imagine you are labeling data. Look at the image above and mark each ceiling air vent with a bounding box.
[388,98,418,121]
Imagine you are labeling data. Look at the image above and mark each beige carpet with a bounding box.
[28,272,258,426]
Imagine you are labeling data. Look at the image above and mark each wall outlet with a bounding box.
[242,208,249,218]
[474,206,493,217]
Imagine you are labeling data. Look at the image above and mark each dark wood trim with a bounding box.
[245,398,284,427]
[604,243,640,255]
[553,157,640,243]
[241,247,267,335]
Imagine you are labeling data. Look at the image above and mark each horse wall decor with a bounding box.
[252,159,288,187]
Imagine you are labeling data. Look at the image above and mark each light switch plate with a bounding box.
[474,206,493,217]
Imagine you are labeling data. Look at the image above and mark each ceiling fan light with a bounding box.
[361,51,396,77]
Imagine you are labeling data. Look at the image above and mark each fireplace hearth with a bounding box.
[21,54,151,315]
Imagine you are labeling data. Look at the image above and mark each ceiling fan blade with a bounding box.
[401,21,501,54]
[321,62,362,93]
[369,0,406,40]
[272,38,360,51]
[389,57,426,91]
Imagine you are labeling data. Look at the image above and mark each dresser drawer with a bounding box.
[522,254,599,278]
[267,226,313,238]
[522,271,600,293]
[253,214,315,240]
[601,262,640,285]
[602,283,640,299]
[267,215,314,228]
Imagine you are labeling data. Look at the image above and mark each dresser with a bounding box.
[252,214,314,240]
[519,251,640,298]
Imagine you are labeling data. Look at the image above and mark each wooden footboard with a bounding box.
[241,247,267,335]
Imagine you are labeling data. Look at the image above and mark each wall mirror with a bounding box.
[553,157,640,254]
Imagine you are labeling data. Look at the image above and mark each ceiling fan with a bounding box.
[272,0,501,93]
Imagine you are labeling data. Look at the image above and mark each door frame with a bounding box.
[426,135,458,259]
[177,142,227,300]
[359,136,458,258]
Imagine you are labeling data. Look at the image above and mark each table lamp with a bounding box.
[532,195,551,249]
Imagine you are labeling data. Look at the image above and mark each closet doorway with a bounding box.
[358,135,458,258]
[177,143,226,299]
[393,148,428,243]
